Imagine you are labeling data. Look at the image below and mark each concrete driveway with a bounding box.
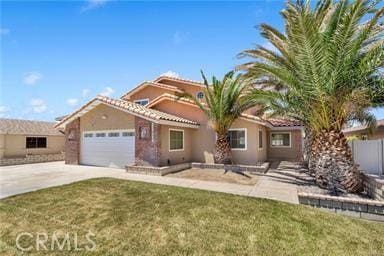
[0,161,127,199]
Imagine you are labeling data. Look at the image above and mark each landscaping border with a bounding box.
[298,192,384,221]
[362,173,384,201]
[126,162,269,176]
[0,153,65,166]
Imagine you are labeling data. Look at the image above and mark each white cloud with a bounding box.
[99,86,115,97]
[30,99,47,113]
[0,105,10,117]
[161,70,180,78]
[172,31,189,45]
[66,98,79,107]
[82,89,90,98]
[23,72,42,85]
[81,0,111,12]
[0,28,10,35]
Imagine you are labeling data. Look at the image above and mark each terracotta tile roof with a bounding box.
[154,76,205,87]
[146,93,197,108]
[342,119,384,133]
[120,81,184,99]
[266,118,303,127]
[55,96,199,128]
[0,118,63,136]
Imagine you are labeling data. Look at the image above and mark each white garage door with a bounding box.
[81,130,135,168]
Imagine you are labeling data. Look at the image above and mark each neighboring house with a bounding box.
[343,119,384,140]
[0,118,65,160]
[55,76,303,168]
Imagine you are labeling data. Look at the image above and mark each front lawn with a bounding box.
[0,178,383,255]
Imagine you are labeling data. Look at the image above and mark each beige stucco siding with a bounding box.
[80,103,135,132]
[154,101,268,164]
[230,119,268,165]
[0,134,4,159]
[123,86,174,104]
[2,134,64,158]
[267,130,303,161]
[159,125,193,166]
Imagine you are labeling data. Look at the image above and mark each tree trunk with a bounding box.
[214,133,232,164]
[311,130,362,194]
[303,126,314,173]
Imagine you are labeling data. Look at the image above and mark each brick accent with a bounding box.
[135,117,161,166]
[0,153,64,166]
[65,118,80,165]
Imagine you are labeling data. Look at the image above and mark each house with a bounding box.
[343,119,384,140]
[0,118,65,165]
[55,76,303,168]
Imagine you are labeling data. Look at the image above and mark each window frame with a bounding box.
[134,98,149,106]
[26,137,47,149]
[169,128,184,152]
[270,132,291,148]
[228,128,247,151]
[196,91,204,100]
[258,129,263,150]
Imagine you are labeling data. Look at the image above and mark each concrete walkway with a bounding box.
[1,161,304,204]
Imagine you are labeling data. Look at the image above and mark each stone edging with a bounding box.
[0,153,65,166]
[126,162,270,176]
[298,192,384,222]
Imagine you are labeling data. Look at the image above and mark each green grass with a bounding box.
[0,178,383,255]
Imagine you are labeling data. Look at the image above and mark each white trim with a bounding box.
[228,128,247,151]
[133,98,149,106]
[169,128,184,152]
[270,132,292,148]
[258,129,264,150]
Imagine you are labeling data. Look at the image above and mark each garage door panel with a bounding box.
[81,130,135,168]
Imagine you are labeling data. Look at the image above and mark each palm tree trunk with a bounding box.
[311,130,362,194]
[303,126,314,173]
[214,133,232,164]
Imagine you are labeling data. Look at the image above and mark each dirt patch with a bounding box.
[167,168,259,186]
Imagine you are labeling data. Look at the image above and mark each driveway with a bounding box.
[0,161,126,199]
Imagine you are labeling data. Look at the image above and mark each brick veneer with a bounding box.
[65,117,80,165]
[135,117,161,166]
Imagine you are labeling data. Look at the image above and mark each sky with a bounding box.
[1,0,383,122]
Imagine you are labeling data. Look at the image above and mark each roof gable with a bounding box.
[55,96,199,129]
[120,81,184,100]
[154,76,205,88]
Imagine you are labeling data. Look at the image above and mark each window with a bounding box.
[271,133,291,147]
[26,137,47,149]
[228,129,246,150]
[84,133,93,138]
[196,91,204,100]
[258,130,263,149]
[134,99,149,106]
[169,129,184,151]
[108,132,120,137]
[122,132,135,137]
[96,133,106,137]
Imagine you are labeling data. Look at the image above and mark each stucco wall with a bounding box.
[267,129,303,161]
[159,125,193,166]
[0,134,5,159]
[2,134,64,158]
[153,101,268,165]
[80,103,135,133]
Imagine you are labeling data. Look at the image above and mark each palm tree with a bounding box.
[239,0,384,193]
[178,71,255,164]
